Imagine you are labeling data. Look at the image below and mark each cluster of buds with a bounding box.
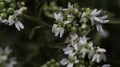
[0,46,17,67]
[0,0,27,31]
[52,2,110,67]
[41,59,60,67]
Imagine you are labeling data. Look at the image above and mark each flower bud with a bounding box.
[0,0,4,2]
[71,27,77,32]
[85,8,90,11]
[10,3,16,8]
[1,13,7,19]
[46,61,50,65]
[42,64,47,67]
[81,24,87,29]
[66,24,72,28]
[0,2,5,9]
[2,8,7,13]
[50,64,54,67]
[5,0,15,3]
[51,59,55,63]
[22,7,27,12]
[17,2,25,8]
[55,62,60,67]
[7,7,14,15]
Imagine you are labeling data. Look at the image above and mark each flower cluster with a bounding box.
[0,47,17,67]
[52,2,109,38]
[52,2,110,67]
[0,0,27,31]
[60,33,107,67]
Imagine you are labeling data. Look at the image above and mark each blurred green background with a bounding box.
[0,0,120,67]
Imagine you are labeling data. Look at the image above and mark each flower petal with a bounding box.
[67,62,73,67]
[60,28,64,38]
[96,24,104,32]
[60,58,68,65]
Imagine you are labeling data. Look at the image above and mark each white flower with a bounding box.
[88,42,95,59]
[81,12,87,18]
[89,9,109,32]
[14,8,24,16]
[63,46,74,56]
[52,24,64,38]
[54,12,63,21]
[4,46,12,55]
[80,12,88,22]
[73,44,78,51]
[67,14,74,19]
[63,2,73,11]
[0,47,14,63]
[79,35,88,45]
[92,47,106,63]
[15,21,24,31]
[2,19,8,24]
[97,47,106,53]
[60,56,79,67]
[5,58,17,67]
[8,15,24,31]
[96,24,104,33]
[70,33,78,44]
[91,9,102,16]
[67,62,74,67]
[60,58,69,65]
[80,47,88,58]
[92,53,100,63]
[8,15,15,25]
[68,2,73,10]
[88,49,94,59]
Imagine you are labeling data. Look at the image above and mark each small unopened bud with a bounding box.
[46,61,50,65]
[7,7,14,14]
[0,0,4,2]
[22,7,27,12]
[10,3,16,8]
[81,24,87,29]
[55,62,60,67]
[50,64,54,67]
[51,59,55,63]
[0,2,5,9]
[66,24,72,28]
[1,13,7,19]
[85,8,90,11]
[71,27,77,32]
[42,64,47,67]
[2,8,7,13]
[82,18,88,23]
